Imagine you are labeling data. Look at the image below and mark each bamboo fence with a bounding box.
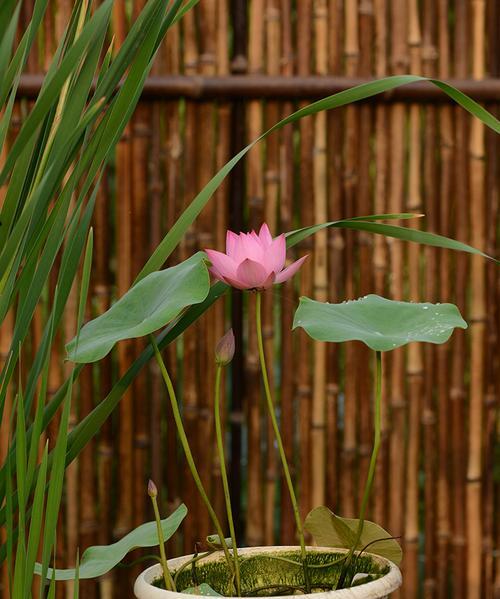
[0,1,499,599]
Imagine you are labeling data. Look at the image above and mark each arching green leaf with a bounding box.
[35,504,187,581]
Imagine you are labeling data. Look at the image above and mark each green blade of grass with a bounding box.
[24,444,49,598]
[0,0,113,185]
[12,390,27,592]
[39,374,72,585]
[0,2,21,109]
[0,0,49,106]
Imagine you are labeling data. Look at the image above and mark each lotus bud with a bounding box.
[147,479,158,498]
[215,329,235,366]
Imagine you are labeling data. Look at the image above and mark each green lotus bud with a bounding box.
[147,479,158,498]
[215,329,235,366]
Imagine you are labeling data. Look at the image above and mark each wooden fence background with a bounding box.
[1,1,499,598]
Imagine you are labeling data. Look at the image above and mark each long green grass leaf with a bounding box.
[0,0,113,184]
[39,374,72,584]
[24,444,49,597]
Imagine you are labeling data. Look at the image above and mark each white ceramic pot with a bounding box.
[134,546,402,599]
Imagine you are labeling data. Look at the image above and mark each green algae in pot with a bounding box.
[133,547,402,599]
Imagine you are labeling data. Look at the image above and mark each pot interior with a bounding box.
[152,549,390,596]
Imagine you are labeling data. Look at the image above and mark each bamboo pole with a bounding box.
[196,0,218,544]
[342,0,360,520]
[92,173,114,599]
[180,4,202,552]
[325,0,343,516]
[278,0,296,546]
[372,0,389,530]
[404,3,423,597]
[228,0,247,544]
[311,0,328,516]
[161,15,182,558]
[296,0,314,524]
[467,3,486,599]
[449,0,468,587]
[435,3,453,598]
[422,2,439,596]
[245,0,265,547]
[483,5,500,599]
[263,0,280,546]
[211,0,231,528]
[112,5,135,593]
[357,0,374,515]
[388,5,408,599]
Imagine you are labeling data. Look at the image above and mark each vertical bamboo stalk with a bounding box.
[421,2,439,596]
[311,0,328,515]
[112,9,134,593]
[162,17,182,556]
[129,9,152,584]
[197,0,218,544]
[388,5,408,599]
[131,87,151,553]
[405,3,423,597]
[357,0,374,513]
[227,0,247,545]
[78,363,97,599]
[483,4,499,599]
[296,0,314,524]
[92,173,114,599]
[278,0,297,545]
[181,5,202,552]
[342,0,360,520]
[210,0,231,527]
[325,0,343,515]
[373,0,389,530]
[435,3,453,598]
[245,0,265,547]
[467,3,486,599]
[449,2,468,595]
[263,0,281,545]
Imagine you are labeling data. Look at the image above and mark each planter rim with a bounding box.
[134,546,402,599]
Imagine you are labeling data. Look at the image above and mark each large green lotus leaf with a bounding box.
[293,294,467,351]
[35,504,187,580]
[66,253,210,363]
[305,506,402,565]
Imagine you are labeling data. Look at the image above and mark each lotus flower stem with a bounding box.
[214,363,241,595]
[148,480,176,592]
[255,292,310,593]
[337,350,383,589]
[150,336,236,585]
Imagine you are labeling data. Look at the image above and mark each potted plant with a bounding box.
[47,224,467,598]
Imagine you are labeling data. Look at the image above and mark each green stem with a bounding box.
[150,336,236,584]
[215,364,241,595]
[336,350,383,589]
[150,493,176,591]
[255,292,310,593]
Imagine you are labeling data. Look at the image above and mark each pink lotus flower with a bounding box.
[205,224,307,290]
